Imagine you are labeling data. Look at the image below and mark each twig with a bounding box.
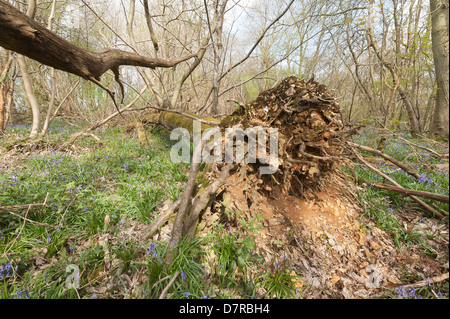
[399,273,449,289]
[152,275,171,290]
[2,204,32,258]
[348,143,445,219]
[0,203,45,211]
[392,132,448,160]
[0,192,49,211]
[348,142,421,179]
[369,182,449,204]
[158,271,180,299]
[144,198,182,241]
[62,86,147,147]
[4,210,59,228]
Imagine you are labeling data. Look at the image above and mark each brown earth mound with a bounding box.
[194,76,441,298]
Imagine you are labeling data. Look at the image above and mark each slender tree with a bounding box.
[430,0,449,137]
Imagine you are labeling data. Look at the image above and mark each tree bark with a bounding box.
[430,0,449,137]
[0,51,13,131]
[370,182,449,204]
[14,0,40,138]
[40,0,57,136]
[17,54,40,137]
[0,1,201,84]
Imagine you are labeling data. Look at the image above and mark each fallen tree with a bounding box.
[368,182,449,204]
[137,76,448,267]
[149,76,348,264]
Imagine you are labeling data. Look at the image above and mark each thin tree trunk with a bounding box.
[17,55,40,138]
[0,51,13,131]
[15,0,39,138]
[143,0,159,55]
[40,0,57,136]
[366,3,421,137]
[205,0,228,115]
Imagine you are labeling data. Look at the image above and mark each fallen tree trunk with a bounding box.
[143,111,219,134]
[153,76,347,265]
[349,144,446,219]
[370,182,449,204]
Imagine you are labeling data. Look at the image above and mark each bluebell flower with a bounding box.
[181,271,187,280]
[147,243,159,258]
[396,286,407,298]
[13,289,29,299]
[0,263,16,278]
[407,287,416,298]
[418,173,428,183]
[184,291,190,298]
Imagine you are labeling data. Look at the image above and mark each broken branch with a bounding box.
[348,141,421,179]
[349,143,445,219]
[369,182,449,204]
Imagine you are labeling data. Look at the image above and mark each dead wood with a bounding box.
[3,209,59,228]
[158,271,180,299]
[164,140,205,266]
[348,141,421,179]
[182,163,234,238]
[349,144,446,219]
[369,182,449,204]
[0,202,45,211]
[143,198,181,241]
[391,132,449,160]
[0,192,49,212]
[399,273,449,289]
[0,1,201,111]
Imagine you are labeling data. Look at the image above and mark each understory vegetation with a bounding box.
[0,121,448,299]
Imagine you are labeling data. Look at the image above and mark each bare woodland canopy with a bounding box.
[0,0,448,137]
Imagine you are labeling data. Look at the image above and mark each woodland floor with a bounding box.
[1,118,447,299]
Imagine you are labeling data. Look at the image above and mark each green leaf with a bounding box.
[229,260,237,272]
[237,255,246,268]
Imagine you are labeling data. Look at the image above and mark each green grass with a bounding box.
[348,127,448,226]
[0,120,299,299]
[343,127,449,299]
[0,121,193,298]
[2,122,447,299]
